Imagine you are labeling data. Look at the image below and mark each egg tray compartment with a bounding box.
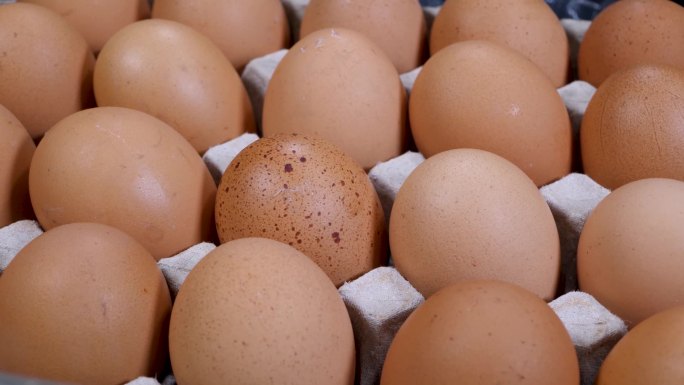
[0,2,622,385]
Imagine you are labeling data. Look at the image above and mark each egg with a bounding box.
[381,280,579,385]
[580,65,684,190]
[152,0,290,72]
[0,223,171,384]
[0,3,94,140]
[94,19,255,153]
[595,305,684,384]
[410,40,572,187]
[17,0,150,53]
[29,107,216,260]
[300,0,427,73]
[262,28,407,170]
[215,133,386,286]
[578,0,684,87]
[0,105,35,228]
[169,237,355,385]
[430,0,569,87]
[578,178,684,326]
[390,149,560,300]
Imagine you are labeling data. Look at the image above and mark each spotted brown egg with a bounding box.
[215,133,386,286]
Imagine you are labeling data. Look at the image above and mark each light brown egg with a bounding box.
[152,0,290,72]
[262,28,407,170]
[0,222,171,384]
[430,0,569,87]
[580,65,684,190]
[578,178,684,327]
[94,19,255,153]
[0,3,94,140]
[169,237,355,385]
[410,40,572,187]
[596,305,684,385]
[578,0,684,87]
[389,149,560,300]
[18,0,150,53]
[381,280,579,385]
[0,105,35,228]
[215,133,386,286]
[29,107,216,260]
[300,0,427,74]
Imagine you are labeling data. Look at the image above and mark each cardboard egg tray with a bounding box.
[0,1,629,385]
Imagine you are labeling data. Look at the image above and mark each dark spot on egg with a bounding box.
[284,164,293,172]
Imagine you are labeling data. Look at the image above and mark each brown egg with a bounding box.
[29,107,216,260]
[0,105,35,228]
[169,237,355,385]
[596,305,684,385]
[0,3,94,140]
[300,0,427,73]
[94,19,255,153]
[18,0,150,53]
[215,133,386,286]
[381,280,579,385]
[262,28,407,170]
[152,0,290,72]
[578,178,684,327]
[0,222,171,384]
[578,0,684,87]
[410,40,572,187]
[430,0,569,87]
[580,65,684,190]
[390,149,560,300]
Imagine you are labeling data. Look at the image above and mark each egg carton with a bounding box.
[0,2,624,385]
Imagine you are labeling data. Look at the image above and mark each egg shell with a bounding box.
[169,237,355,385]
[18,0,150,53]
[0,222,171,384]
[578,0,684,87]
[0,105,35,228]
[0,3,95,140]
[410,40,572,187]
[430,0,569,87]
[578,178,684,326]
[215,133,386,287]
[28,107,217,260]
[152,0,290,73]
[595,305,684,385]
[300,0,427,74]
[380,280,579,385]
[390,149,560,300]
[94,19,255,154]
[262,27,408,170]
[580,65,684,190]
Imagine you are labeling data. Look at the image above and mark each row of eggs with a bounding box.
[1,0,684,384]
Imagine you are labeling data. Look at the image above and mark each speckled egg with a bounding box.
[0,223,171,384]
[0,105,35,228]
[430,0,570,87]
[300,0,427,73]
[18,0,150,52]
[410,40,572,187]
[152,0,290,72]
[262,28,407,170]
[578,178,684,326]
[0,3,94,140]
[94,19,255,153]
[578,0,684,87]
[29,107,216,260]
[215,133,386,286]
[389,149,560,299]
[381,280,579,385]
[169,237,355,385]
[580,65,684,190]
